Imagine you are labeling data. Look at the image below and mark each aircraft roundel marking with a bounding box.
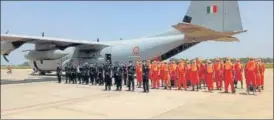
[133,46,139,54]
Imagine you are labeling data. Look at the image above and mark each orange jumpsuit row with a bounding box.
[142,59,265,93]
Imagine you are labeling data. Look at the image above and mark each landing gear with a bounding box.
[39,71,46,75]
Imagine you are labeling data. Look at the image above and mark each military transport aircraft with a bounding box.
[1,1,246,75]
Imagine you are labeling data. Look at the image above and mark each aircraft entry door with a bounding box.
[105,54,112,64]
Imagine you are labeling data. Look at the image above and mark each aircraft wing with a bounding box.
[1,34,111,55]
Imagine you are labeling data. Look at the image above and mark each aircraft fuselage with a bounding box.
[28,34,189,71]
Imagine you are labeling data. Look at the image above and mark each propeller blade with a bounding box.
[3,55,9,62]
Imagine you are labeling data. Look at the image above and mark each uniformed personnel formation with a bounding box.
[56,57,266,95]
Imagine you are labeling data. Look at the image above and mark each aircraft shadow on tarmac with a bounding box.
[29,73,59,77]
[1,77,57,85]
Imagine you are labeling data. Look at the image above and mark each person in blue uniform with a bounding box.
[114,62,123,91]
[56,64,62,83]
[127,61,135,91]
[104,60,112,91]
[98,64,104,85]
[122,62,128,86]
[142,61,150,92]
[89,64,95,85]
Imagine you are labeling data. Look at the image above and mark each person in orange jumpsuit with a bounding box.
[185,60,191,88]
[255,59,263,92]
[261,60,265,90]
[150,61,156,88]
[220,59,225,83]
[177,60,186,90]
[245,57,256,94]
[244,62,248,89]
[223,57,235,93]
[234,59,244,89]
[190,60,199,91]
[196,58,205,89]
[147,60,152,85]
[204,60,208,88]
[160,62,165,87]
[156,61,161,88]
[169,61,177,88]
[183,60,188,87]
[214,58,222,90]
[136,61,143,88]
[151,61,160,89]
[244,62,248,90]
[163,62,171,89]
[206,60,214,92]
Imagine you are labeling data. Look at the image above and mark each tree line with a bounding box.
[2,57,273,67]
[169,57,273,64]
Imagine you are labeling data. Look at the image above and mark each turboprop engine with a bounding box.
[24,49,68,61]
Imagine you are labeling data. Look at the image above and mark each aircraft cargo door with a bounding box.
[105,54,112,64]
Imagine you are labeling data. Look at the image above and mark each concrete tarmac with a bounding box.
[1,69,273,119]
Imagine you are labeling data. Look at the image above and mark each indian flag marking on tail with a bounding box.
[207,5,217,14]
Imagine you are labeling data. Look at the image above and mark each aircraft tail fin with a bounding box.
[150,1,246,38]
[184,1,244,32]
